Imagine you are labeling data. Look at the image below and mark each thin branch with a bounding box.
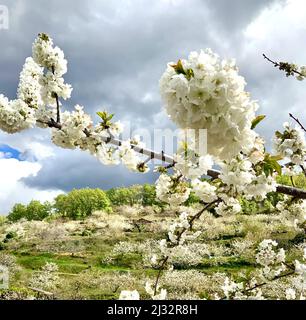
[221,269,295,300]
[301,165,306,177]
[289,113,306,133]
[263,54,305,78]
[36,118,306,199]
[153,256,169,295]
[51,66,61,123]
[153,200,219,295]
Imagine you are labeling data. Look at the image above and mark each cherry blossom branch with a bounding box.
[220,269,296,300]
[153,199,220,295]
[36,119,306,199]
[263,54,305,78]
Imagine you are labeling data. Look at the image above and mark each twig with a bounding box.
[51,66,61,123]
[153,256,169,295]
[153,200,219,295]
[263,54,305,78]
[289,113,306,133]
[221,269,296,300]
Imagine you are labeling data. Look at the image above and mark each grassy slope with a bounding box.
[0,205,305,300]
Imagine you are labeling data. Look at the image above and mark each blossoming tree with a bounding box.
[1,34,306,300]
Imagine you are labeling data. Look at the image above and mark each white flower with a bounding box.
[256,240,286,279]
[96,143,120,166]
[191,179,217,203]
[155,174,190,206]
[273,122,306,168]
[32,33,67,76]
[17,57,44,109]
[215,196,241,216]
[145,281,167,300]
[160,49,258,161]
[51,105,92,149]
[0,96,36,133]
[286,288,296,300]
[119,290,140,300]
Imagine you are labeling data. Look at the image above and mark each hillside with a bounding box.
[1,200,305,300]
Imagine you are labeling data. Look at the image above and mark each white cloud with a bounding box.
[239,0,306,144]
[0,158,62,215]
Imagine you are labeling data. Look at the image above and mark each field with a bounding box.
[1,193,305,300]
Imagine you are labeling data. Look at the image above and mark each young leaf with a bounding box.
[251,115,266,130]
[269,155,283,161]
[172,59,186,75]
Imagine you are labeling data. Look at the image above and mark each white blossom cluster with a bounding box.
[17,57,44,110]
[215,194,241,216]
[160,49,258,161]
[145,281,167,300]
[118,282,167,300]
[219,154,277,201]
[191,179,217,203]
[0,33,72,134]
[32,34,72,106]
[52,105,92,149]
[29,262,60,291]
[174,142,214,180]
[32,33,68,77]
[291,256,306,299]
[119,290,140,300]
[167,211,192,245]
[221,240,306,300]
[274,122,306,169]
[0,95,36,133]
[155,174,190,206]
[255,239,286,280]
[276,197,306,229]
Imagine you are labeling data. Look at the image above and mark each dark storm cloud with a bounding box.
[1,0,299,195]
[21,148,159,191]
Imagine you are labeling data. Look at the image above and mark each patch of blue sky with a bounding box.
[0,144,23,160]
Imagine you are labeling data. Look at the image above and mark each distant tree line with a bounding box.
[6,174,306,222]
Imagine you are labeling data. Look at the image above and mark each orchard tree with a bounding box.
[1,34,306,300]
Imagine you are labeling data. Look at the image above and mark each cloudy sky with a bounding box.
[0,0,306,214]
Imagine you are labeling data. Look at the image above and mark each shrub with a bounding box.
[141,184,163,206]
[26,200,52,221]
[0,216,6,226]
[106,186,142,206]
[7,204,27,222]
[7,201,52,222]
[107,184,166,207]
[54,189,112,219]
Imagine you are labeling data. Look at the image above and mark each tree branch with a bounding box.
[36,119,306,199]
[153,200,219,295]
[221,269,296,300]
[289,113,306,133]
[51,66,61,123]
[263,54,305,78]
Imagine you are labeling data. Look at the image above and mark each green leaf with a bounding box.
[273,161,282,176]
[269,155,283,161]
[275,131,283,139]
[185,68,194,80]
[107,113,114,121]
[251,115,266,130]
[97,111,107,121]
[172,59,185,75]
